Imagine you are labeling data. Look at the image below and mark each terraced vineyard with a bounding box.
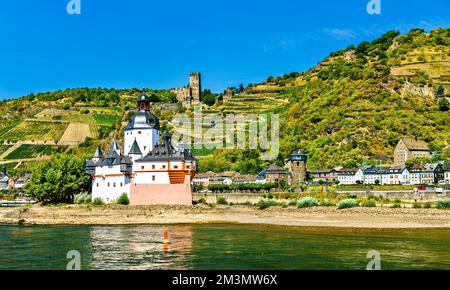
[221,94,289,114]
[93,113,121,127]
[0,145,12,156]
[4,144,68,160]
[0,121,68,142]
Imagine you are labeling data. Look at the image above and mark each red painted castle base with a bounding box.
[129,175,193,206]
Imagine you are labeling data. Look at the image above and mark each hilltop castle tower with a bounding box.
[171,72,202,107]
[189,72,201,104]
[289,149,307,186]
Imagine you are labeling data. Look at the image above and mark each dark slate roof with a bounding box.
[86,140,132,167]
[93,146,104,158]
[124,110,160,130]
[136,131,195,162]
[129,139,142,155]
[107,141,120,159]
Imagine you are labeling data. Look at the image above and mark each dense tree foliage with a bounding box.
[25,154,90,204]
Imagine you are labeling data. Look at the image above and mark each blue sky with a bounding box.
[0,0,449,99]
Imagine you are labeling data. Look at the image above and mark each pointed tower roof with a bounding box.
[107,140,120,159]
[129,139,142,155]
[93,146,104,158]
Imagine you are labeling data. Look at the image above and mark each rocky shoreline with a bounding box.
[1,204,450,229]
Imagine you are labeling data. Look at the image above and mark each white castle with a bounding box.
[86,92,197,205]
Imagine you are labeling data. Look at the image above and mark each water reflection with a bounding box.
[1,225,450,270]
[88,225,193,270]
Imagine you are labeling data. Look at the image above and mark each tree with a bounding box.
[438,98,449,111]
[201,89,216,106]
[25,154,90,204]
[435,85,445,98]
[63,103,71,110]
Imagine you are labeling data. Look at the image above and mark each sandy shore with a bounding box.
[1,204,450,229]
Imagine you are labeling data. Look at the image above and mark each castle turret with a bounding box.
[290,149,307,185]
[92,146,104,163]
[189,72,201,104]
[124,91,160,156]
[128,138,142,161]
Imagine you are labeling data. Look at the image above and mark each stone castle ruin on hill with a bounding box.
[170,72,201,108]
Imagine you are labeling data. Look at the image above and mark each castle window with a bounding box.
[144,146,147,150]
[120,182,123,187]
[96,183,99,187]
[162,165,166,169]
[107,182,110,187]
[138,131,142,134]
[174,165,179,169]
[141,166,144,170]
[113,182,116,187]
[152,165,155,169]
[152,175,155,181]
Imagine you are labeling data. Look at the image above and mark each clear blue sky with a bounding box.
[0,0,448,99]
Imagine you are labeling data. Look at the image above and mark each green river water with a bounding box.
[1,224,450,270]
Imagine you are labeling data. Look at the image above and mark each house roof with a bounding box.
[266,164,288,174]
[401,138,429,151]
[338,168,359,175]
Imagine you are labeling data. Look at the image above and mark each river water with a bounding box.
[1,224,450,270]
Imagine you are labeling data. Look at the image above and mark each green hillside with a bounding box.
[231,28,450,169]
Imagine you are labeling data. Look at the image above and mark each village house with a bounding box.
[337,168,364,185]
[192,172,215,187]
[0,166,9,190]
[12,174,31,190]
[265,164,290,185]
[380,166,411,185]
[445,162,450,184]
[309,168,341,183]
[410,163,444,185]
[86,92,197,205]
[232,174,257,184]
[208,171,236,185]
[394,138,431,166]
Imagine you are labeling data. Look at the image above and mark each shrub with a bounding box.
[347,194,357,199]
[319,200,336,207]
[394,198,401,203]
[412,202,423,209]
[74,192,91,204]
[288,200,298,206]
[436,199,450,209]
[337,199,359,209]
[216,196,228,205]
[116,193,129,205]
[257,199,280,209]
[392,203,401,208]
[196,197,207,204]
[92,197,104,206]
[361,199,377,208]
[298,197,319,208]
[423,202,432,209]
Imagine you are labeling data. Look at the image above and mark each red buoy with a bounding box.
[163,231,169,244]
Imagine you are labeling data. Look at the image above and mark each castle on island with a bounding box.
[85,92,197,205]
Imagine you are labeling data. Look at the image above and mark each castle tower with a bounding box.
[290,149,307,185]
[189,72,201,104]
[124,91,160,156]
